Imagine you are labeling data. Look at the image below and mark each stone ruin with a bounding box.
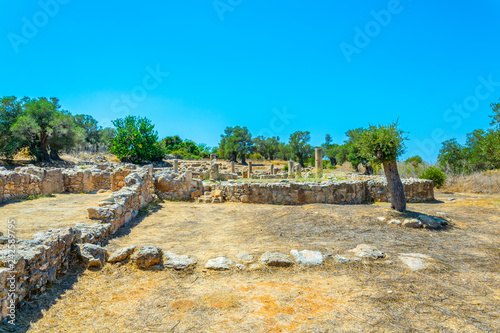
[0,159,435,318]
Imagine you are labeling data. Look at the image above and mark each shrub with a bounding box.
[283,164,289,171]
[420,166,447,188]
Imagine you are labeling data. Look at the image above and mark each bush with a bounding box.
[283,164,289,171]
[420,166,447,188]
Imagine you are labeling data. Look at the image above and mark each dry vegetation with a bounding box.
[10,191,500,332]
[0,192,110,239]
[440,170,500,194]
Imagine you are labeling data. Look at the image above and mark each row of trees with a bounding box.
[0,96,114,162]
[438,99,500,174]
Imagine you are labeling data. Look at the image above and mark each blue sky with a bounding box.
[1,0,499,162]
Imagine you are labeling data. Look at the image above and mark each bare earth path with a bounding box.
[0,192,111,239]
[11,192,500,332]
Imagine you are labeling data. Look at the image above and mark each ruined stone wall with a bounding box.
[154,170,204,201]
[0,170,42,203]
[0,166,155,318]
[212,179,434,205]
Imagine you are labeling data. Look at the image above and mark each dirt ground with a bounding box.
[11,191,500,332]
[0,192,111,239]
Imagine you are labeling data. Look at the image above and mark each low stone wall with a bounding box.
[211,178,434,205]
[0,166,155,319]
[0,170,42,202]
[154,170,204,201]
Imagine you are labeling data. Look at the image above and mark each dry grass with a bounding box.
[0,192,111,239]
[10,191,500,332]
[441,170,500,194]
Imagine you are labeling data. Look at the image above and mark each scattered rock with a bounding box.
[448,197,456,201]
[108,246,136,263]
[260,252,294,267]
[97,189,107,194]
[418,215,441,229]
[205,256,232,270]
[350,244,386,259]
[190,189,203,200]
[236,252,254,262]
[164,252,197,270]
[131,246,163,269]
[77,243,108,268]
[236,264,246,270]
[403,218,423,228]
[249,264,261,270]
[377,217,386,222]
[399,253,431,271]
[290,250,324,266]
[388,219,402,225]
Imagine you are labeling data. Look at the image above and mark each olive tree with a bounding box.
[355,122,407,212]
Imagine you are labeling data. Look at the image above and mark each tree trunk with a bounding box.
[329,157,336,166]
[382,159,406,212]
[231,152,237,163]
[241,154,246,165]
[364,164,373,175]
[37,145,51,162]
[50,150,61,161]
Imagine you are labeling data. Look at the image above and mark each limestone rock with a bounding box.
[236,264,246,270]
[418,215,442,229]
[190,189,203,200]
[260,252,294,267]
[236,252,254,262]
[388,219,402,225]
[131,246,163,269]
[77,243,108,268]
[108,246,136,263]
[205,256,232,270]
[290,250,324,266]
[403,218,423,228]
[350,244,386,259]
[399,253,431,271]
[164,252,197,270]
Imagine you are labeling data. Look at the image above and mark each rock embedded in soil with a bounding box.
[108,245,136,263]
[205,256,232,270]
[399,253,430,271]
[77,243,108,268]
[418,215,442,229]
[403,218,423,228]
[260,252,294,267]
[236,252,254,262]
[388,219,402,225]
[164,252,197,270]
[350,244,386,259]
[290,250,324,266]
[131,246,163,269]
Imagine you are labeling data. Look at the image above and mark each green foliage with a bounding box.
[162,135,206,160]
[283,164,288,171]
[218,126,253,163]
[253,136,280,160]
[109,116,165,163]
[405,155,423,167]
[420,166,447,188]
[289,131,313,166]
[0,96,24,160]
[355,122,406,165]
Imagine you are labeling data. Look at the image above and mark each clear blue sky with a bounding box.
[1,0,499,162]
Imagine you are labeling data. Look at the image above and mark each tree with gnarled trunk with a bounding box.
[355,122,407,212]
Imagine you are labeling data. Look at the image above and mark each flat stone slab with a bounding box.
[205,256,232,270]
[260,252,294,267]
[399,253,431,271]
[164,252,197,270]
[108,246,136,263]
[236,252,254,262]
[350,244,386,259]
[290,250,324,266]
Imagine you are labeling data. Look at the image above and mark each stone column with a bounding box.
[270,164,274,175]
[296,164,302,177]
[248,161,253,178]
[274,167,279,175]
[210,163,219,181]
[231,161,235,173]
[315,147,323,178]
[288,161,294,178]
[173,159,178,172]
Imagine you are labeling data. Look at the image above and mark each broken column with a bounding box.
[288,161,294,178]
[231,161,235,173]
[248,162,253,178]
[296,164,302,177]
[173,159,178,172]
[270,164,274,175]
[210,154,216,165]
[210,163,219,181]
[315,147,323,178]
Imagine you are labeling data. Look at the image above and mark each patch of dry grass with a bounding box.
[441,170,500,194]
[0,192,111,239]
